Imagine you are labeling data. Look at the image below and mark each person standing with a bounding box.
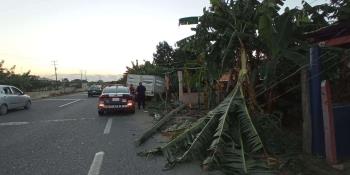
[129,84,135,99]
[136,82,146,109]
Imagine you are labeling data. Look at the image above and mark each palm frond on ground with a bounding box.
[161,70,273,174]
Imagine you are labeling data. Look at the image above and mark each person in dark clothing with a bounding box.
[129,84,135,99]
[129,84,135,96]
[136,82,146,109]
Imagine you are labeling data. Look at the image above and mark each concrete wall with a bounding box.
[27,87,84,100]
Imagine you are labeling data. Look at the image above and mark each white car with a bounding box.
[0,85,32,115]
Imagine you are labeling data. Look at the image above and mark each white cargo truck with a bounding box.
[126,74,165,97]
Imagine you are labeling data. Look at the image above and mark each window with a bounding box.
[3,87,12,95]
[89,86,101,90]
[103,86,129,93]
[116,87,129,93]
[103,87,117,93]
[11,87,23,95]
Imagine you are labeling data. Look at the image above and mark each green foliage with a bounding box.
[176,0,348,104]
[179,17,199,25]
[119,60,167,86]
[0,60,56,91]
[332,0,350,21]
[153,41,175,66]
[155,1,350,174]
[136,1,350,174]
[161,71,272,174]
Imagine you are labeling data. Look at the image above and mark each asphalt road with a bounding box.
[0,92,211,175]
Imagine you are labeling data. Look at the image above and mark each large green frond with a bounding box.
[179,16,199,25]
[237,87,264,153]
[162,86,238,162]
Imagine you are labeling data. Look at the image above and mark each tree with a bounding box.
[148,0,349,174]
[331,0,350,21]
[125,60,167,76]
[160,1,273,174]
[0,60,57,91]
[153,41,175,66]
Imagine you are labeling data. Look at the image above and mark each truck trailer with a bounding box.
[126,74,165,97]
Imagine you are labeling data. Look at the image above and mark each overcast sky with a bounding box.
[0,0,327,78]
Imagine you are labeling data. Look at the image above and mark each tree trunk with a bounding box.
[225,69,234,94]
[135,104,186,146]
[267,90,274,113]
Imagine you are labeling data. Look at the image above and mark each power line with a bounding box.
[80,70,83,81]
[255,50,341,97]
[259,55,348,107]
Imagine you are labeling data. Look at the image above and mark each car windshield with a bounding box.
[103,86,129,94]
[117,86,129,93]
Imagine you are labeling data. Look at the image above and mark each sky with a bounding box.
[0,0,328,80]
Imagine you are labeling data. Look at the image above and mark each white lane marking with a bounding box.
[0,118,96,127]
[39,118,96,123]
[58,99,81,108]
[65,94,87,97]
[41,118,78,123]
[43,98,82,101]
[0,122,30,126]
[103,118,113,134]
[33,99,83,102]
[88,151,105,175]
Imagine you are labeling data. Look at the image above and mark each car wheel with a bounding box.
[0,104,8,115]
[24,101,31,110]
[98,110,104,116]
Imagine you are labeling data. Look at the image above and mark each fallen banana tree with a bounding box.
[138,36,273,173]
[160,71,273,174]
[135,103,186,146]
[141,41,276,173]
[138,71,274,174]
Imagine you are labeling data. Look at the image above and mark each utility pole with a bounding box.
[80,70,83,88]
[52,60,58,90]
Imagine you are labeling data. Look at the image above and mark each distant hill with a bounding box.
[41,74,123,82]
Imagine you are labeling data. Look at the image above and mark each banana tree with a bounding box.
[178,0,265,109]
[161,46,272,175]
[159,1,275,174]
[143,0,341,174]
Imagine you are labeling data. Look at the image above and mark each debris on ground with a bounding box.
[161,120,193,139]
[137,147,163,157]
[163,120,193,133]
[153,113,161,120]
[135,103,186,146]
[279,154,349,175]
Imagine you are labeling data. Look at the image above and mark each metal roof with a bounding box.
[305,20,350,47]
